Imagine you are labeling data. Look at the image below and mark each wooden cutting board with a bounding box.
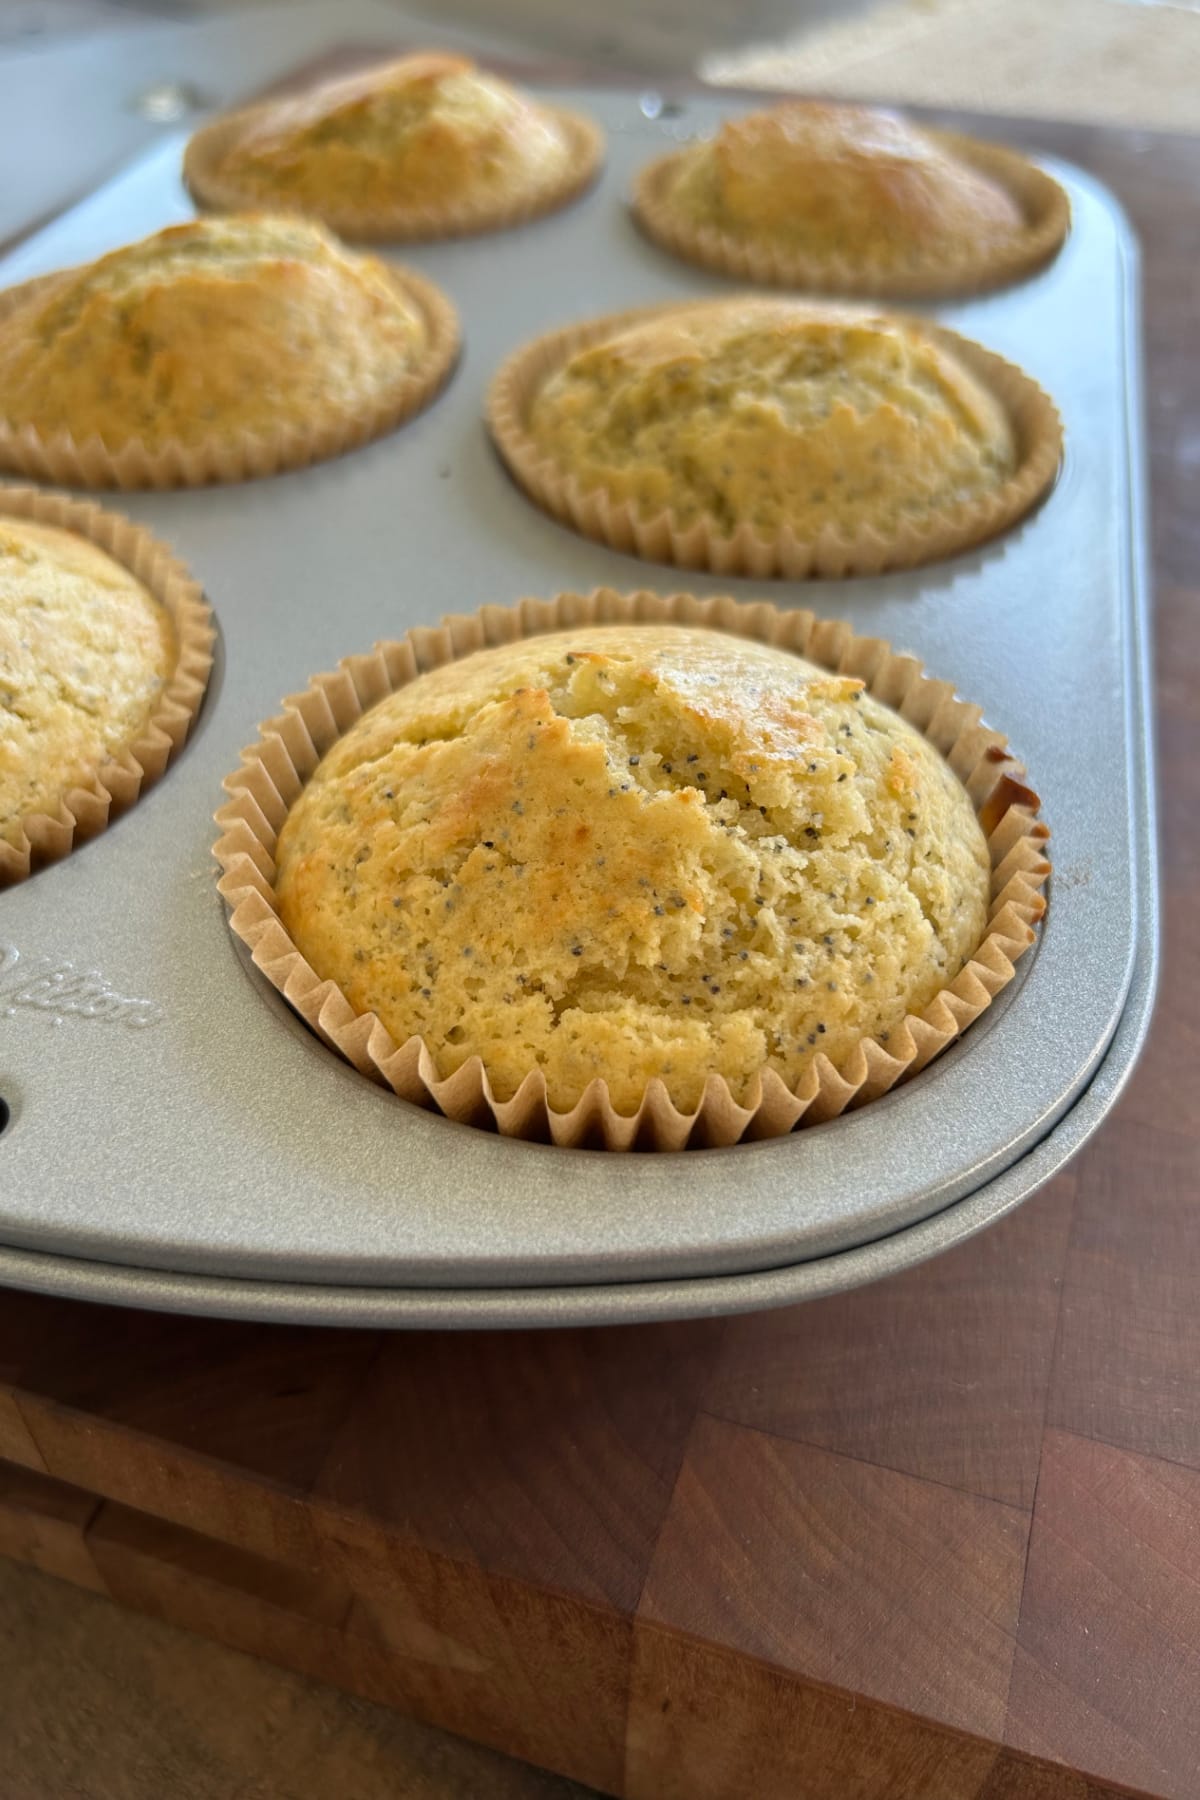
[1,95,1198,1800]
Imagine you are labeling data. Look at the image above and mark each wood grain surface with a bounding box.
[0,83,1197,1800]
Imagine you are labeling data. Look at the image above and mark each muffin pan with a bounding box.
[0,83,1157,1325]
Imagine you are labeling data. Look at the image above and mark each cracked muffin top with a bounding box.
[0,215,427,452]
[273,624,991,1114]
[524,299,1016,541]
[200,53,584,219]
[0,519,174,841]
[660,101,1026,269]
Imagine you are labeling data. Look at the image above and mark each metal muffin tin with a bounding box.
[0,85,1157,1326]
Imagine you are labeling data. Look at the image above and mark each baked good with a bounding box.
[488,297,1062,576]
[669,103,1022,264]
[0,520,173,839]
[184,53,603,241]
[219,593,1050,1147]
[0,493,211,884]
[0,215,459,488]
[528,300,1014,538]
[633,100,1070,296]
[272,623,993,1116]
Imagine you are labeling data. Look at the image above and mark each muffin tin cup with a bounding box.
[0,485,214,886]
[486,299,1064,580]
[183,104,605,244]
[0,266,461,491]
[632,130,1071,299]
[213,587,1050,1152]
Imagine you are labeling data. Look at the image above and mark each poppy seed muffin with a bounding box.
[186,53,599,237]
[273,624,991,1115]
[0,215,437,460]
[663,102,1025,270]
[0,519,174,841]
[524,299,1016,541]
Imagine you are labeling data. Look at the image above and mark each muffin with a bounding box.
[184,53,603,242]
[0,215,460,488]
[633,100,1070,297]
[487,297,1062,578]
[1,489,212,884]
[216,595,1049,1149]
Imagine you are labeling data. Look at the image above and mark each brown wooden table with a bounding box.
[1,94,1198,1800]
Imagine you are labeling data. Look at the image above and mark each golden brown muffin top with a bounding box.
[275,624,991,1114]
[0,519,174,839]
[668,101,1024,266]
[215,53,575,212]
[0,215,425,451]
[526,299,1016,539]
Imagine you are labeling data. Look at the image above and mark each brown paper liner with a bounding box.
[632,130,1071,299]
[0,485,214,885]
[0,266,460,492]
[213,589,1050,1151]
[486,299,1063,580]
[183,104,604,244]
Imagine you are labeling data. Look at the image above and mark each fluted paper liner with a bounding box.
[183,103,604,244]
[214,589,1049,1151]
[1,485,214,885]
[487,299,1063,580]
[0,266,460,491]
[632,131,1070,299]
